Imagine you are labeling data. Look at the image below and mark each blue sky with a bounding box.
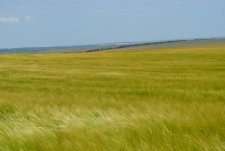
[0,0,225,48]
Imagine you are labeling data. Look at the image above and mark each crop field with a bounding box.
[0,46,225,151]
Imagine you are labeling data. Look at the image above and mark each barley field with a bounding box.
[0,46,225,151]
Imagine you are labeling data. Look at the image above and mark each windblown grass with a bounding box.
[0,46,225,151]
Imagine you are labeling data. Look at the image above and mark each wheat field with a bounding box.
[0,46,225,151]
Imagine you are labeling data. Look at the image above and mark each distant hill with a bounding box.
[115,38,225,51]
[0,38,225,54]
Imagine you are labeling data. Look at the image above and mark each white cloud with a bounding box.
[25,16,32,22]
[0,17,20,24]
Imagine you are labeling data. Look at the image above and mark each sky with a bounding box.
[0,0,225,48]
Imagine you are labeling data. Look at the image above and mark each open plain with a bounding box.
[0,45,225,151]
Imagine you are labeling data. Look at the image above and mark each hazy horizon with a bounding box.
[1,0,225,49]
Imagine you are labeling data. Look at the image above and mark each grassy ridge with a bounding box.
[0,46,225,151]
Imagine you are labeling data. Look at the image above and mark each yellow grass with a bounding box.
[0,46,225,151]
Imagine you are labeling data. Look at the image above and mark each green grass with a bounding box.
[0,46,225,151]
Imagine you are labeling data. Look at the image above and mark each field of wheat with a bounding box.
[0,46,224,151]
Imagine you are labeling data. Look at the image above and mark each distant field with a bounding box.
[1,38,225,54]
[0,45,225,151]
[117,39,225,51]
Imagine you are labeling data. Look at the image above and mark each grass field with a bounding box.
[0,46,225,151]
